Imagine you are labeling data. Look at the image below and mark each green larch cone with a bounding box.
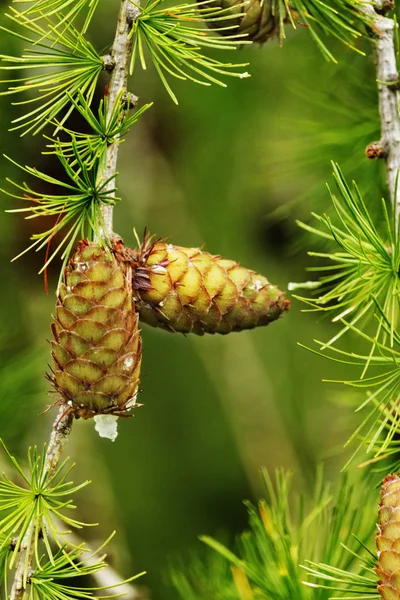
[204,0,281,43]
[116,236,289,335]
[49,241,142,419]
[376,474,400,600]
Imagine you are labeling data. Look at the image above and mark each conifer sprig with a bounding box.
[130,0,251,104]
[303,545,379,599]
[11,0,100,33]
[292,164,400,358]
[0,10,103,135]
[0,442,92,569]
[29,541,144,600]
[288,0,369,61]
[303,473,400,600]
[361,435,400,473]
[171,470,377,600]
[4,143,118,274]
[45,91,153,168]
[308,317,400,466]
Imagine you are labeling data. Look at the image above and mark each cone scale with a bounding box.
[114,236,289,336]
[49,241,142,419]
[376,474,400,600]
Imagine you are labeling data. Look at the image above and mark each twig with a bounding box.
[365,1,400,220]
[98,0,140,238]
[45,407,74,473]
[9,408,74,600]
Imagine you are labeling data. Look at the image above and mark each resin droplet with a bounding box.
[94,415,119,441]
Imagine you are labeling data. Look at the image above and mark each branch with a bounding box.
[9,408,74,600]
[365,1,400,221]
[98,0,140,238]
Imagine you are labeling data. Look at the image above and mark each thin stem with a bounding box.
[43,408,74,474]
[366,1,400,221]
[98,0,140,238]
[9,408,74,600]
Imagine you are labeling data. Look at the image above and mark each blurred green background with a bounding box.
[0,3,387,598]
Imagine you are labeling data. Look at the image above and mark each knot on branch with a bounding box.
[366,140,388,159]
[102,54,116,72]
[122,92,139,109]
[26,570,34,585]
[127,3,141,23]
[385,72,400,90]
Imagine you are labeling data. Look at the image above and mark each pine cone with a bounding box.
[49,241,142,419]
[204,0,280,44]
[116,236,289,335]
[376,474,400,600]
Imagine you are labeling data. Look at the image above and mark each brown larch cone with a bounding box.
[376,474,400,600]
[49,241,142,419]
[114,235,289,335]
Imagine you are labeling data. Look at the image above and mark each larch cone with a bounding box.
[49,241,142,419]
[114,235,289,336]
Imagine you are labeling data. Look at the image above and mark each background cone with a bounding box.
[204,0,282,44]
[49,241,142,419]
[376,474,400,600]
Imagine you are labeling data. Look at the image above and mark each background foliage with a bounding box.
[0,1,386,597]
